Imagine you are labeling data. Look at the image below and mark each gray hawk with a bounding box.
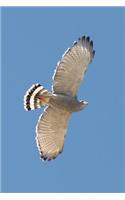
[24,35,95,161]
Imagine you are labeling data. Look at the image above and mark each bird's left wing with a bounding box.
[36,106,71,161]
[52,36,95,97]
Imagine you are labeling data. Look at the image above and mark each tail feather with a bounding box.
[24,83,52,111]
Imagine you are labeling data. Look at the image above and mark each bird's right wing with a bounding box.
[36,106,71,161]
[52,36,95,97]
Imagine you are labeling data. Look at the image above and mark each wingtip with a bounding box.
[80,35,95,62]
[40,153,57,161]
[93,50,95,58]
[86,36,90,42]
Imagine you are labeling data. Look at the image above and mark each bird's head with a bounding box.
[79,100,88,110]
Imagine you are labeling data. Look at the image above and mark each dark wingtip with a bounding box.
[90,41,93,48]
[80,35,95,62]
[93,50,95,58]
[86,36,90,42]
[72,35,95,63]
[40,154,47,161]
[40,151,57,161]
[82,35,85,41]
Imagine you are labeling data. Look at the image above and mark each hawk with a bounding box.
[24,35,95,161]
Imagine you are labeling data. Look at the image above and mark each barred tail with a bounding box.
[24,83,52,111]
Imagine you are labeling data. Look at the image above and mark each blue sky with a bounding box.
[1,7,125,192]
[0,8,1,192]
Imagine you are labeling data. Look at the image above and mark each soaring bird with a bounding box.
[24,35,95,161]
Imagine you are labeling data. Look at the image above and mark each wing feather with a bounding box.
[36,106,71,160]
[52,36,95,96]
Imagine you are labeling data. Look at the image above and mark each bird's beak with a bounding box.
[83,101,88,105]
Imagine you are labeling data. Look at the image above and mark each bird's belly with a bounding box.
[49,94,81,112]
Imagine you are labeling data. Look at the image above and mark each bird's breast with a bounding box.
[49,94,82,112]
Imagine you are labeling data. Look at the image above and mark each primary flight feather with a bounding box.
[24,35,95,161]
